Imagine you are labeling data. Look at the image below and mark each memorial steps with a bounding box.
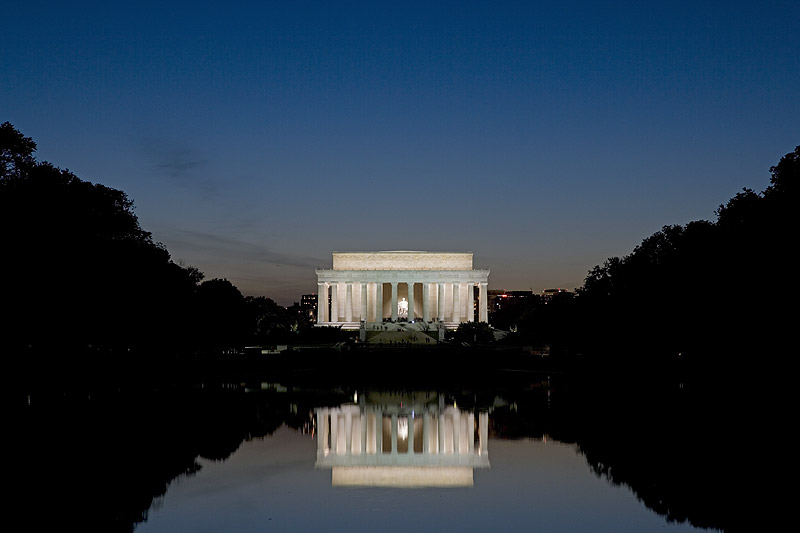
[366,330,439,345]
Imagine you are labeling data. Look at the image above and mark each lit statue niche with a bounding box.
[315,392,490,487]
[398,297,408,319]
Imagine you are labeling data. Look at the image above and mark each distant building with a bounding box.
[301,293,318,322]
[540,288,573,302]
[487,289,536,314]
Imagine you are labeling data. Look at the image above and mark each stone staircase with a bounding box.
[366,329,438,344]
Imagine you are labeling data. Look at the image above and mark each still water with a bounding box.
[137,426,703,532]
[19,378,729,532]
[135,386,715,532]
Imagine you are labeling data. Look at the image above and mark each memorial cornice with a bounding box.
[331,251,474,271]
[315,269,490,283]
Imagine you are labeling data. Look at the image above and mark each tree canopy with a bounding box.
[574,145,798,369]
[2,122,318,365]
[1,122,203,354]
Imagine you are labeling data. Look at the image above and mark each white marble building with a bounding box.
[315,251,490,330]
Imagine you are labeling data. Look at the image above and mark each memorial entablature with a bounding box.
[315,251,490,330]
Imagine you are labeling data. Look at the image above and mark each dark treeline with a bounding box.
[1,122,321,369]
[505,145,798,374]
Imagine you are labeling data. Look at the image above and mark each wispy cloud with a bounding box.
[137,138,219,198]
[166,229,324,270]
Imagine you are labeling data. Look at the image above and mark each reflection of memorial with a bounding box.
[315,392,489,487]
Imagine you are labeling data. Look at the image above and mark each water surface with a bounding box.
[17,379,729,531]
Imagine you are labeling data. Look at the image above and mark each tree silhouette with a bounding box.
[1,122,203,358]
[451,321,494,344]
[575,145,798,370]
[195,278,249,352]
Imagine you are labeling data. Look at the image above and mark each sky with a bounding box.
[2,1,798,305]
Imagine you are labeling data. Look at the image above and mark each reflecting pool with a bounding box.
[137,425,704,532]
[138,387,714,532]
[17,380,730,531]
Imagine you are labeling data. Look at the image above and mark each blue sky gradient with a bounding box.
[3,1,798,303]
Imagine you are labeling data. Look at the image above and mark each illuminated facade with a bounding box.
[315,251,490,330]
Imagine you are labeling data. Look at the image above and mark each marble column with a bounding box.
[360,282,367,322]
[345,282,353,322]
[391,282,398,322]
[479,282,488,322]
[330,282,339,322]
[376,283,384,323]
[422,283,430,323]
[452,282,461,323]
[466,284,474,322]
[407,282,415,321]
[438,282,445,321]
[317,283,327,324]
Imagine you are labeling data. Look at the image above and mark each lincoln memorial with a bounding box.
[315,251,490,330]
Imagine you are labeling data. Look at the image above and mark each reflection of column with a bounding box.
[422,283,430,322]
[345,410,353,454]
[391,282,398,321]
[391,413,398,455]
[438,283,445,321]
[467,412,475,453]
[452,409,460,454]
[407,282,415,321]
[376,409,383,454]
[438,413,446,453]
[479,282,488,322]
[408,413,415,455]
[360,282,367,322]
[339,413,347,454]
[466,284,474,322]
[317,409,327,453]
[317,283,327,323]
[376,283,383,322]
[452,282,460,322]
[330,410,338,454]
[345,282,353,322]
[423,412,431,453]
[361,412,367,454]
[330,282,339,322]
[479,411,489,455]
[366,410,376,454]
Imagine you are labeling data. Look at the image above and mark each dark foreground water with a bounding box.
[15,372,746,532]
[136,425,703,532]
